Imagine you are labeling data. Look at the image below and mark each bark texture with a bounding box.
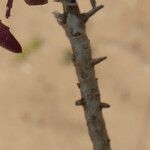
[53,1,111,150]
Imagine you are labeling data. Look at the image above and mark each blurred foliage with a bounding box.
[15,38,43,61]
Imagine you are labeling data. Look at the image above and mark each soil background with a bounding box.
[0,0,150,150]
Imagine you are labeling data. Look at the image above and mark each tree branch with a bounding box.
[53,1,111,150]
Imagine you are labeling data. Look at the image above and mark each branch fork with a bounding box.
[81,5,104,22]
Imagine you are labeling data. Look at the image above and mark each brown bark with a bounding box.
[53,1,111,150]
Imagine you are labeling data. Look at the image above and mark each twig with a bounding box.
[53,0,111,150]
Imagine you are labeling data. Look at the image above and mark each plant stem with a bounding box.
[54,1,111,150]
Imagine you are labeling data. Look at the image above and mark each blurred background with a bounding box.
[0,0,150,150]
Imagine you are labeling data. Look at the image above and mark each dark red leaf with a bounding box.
[6,0,13,18]
[0,20,22,53]
[24,0,48,5]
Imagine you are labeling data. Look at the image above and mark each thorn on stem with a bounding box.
[91,56,107,66]
[107,138,111,143]
[77,83,80,88]
[100,102,110,109]
[75,99,84,106]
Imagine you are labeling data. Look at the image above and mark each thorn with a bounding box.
[91,56,107,66]
[77,83,80,88]
[81,5,104,22]
[75,99,84,106]
[72,55,75,62]
[107,138,111,143]
[99,102,110,109]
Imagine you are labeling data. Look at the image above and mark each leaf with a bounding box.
[24,0,48,5]
[0,20,22,53]
[6,0,13,18]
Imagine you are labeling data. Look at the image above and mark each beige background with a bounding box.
[0,0,150,150]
